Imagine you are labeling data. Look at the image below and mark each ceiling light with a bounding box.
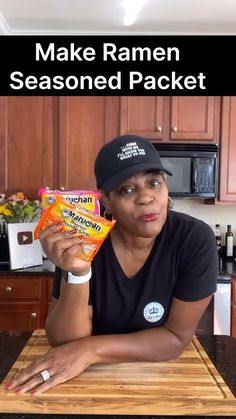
[122,0,147,26]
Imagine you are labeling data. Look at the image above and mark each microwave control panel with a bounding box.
[195,158,215,193]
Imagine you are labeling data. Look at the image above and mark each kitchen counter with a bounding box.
[219,249,236,277]
[221,259,236,277]
[0,330,235,418]
[1,257,235,276]
[0,259,55,276]
[1,255,235,277]
[0,259,235,417]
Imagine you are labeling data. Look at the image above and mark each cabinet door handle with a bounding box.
[156,126,162,132]
[172,126,178,132]
[5,286,12,293]
[31,312,37,318]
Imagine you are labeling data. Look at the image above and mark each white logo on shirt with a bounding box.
[117,142,146,161]
[143,302,164,323]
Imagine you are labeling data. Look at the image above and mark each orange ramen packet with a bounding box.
[38,187,101,215]
[34,202,116,262]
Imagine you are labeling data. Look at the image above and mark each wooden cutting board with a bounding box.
[0,329,235,415]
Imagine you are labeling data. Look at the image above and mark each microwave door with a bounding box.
[161,157,191,196]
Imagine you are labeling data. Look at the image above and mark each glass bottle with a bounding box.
[214,224,222,256]
[225,225,234,259]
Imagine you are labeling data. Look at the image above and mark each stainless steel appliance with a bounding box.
[214,268,232,335]
[155,143,219,198]
[196,268,231,336]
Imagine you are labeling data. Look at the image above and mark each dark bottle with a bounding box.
[0,222,9,264]
[225,225,234,259]
[214,224,222,255]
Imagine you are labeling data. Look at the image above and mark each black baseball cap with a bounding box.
[94,135,172,191]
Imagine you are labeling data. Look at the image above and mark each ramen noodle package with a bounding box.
[38,187,101,215]
[34,202,116,262]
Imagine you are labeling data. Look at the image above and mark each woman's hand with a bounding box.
[4,338,94,396]
[39,223,91,275]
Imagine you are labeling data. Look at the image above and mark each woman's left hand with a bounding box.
[4,338,94,396]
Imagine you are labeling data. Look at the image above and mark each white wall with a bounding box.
[172,199,236,245]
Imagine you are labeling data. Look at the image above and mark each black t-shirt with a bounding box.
[53,210,217,335]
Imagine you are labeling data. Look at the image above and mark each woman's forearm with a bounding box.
[45,280,92,346]
[86,325,192,366]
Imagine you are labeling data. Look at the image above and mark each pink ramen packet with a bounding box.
[38,187,101,215]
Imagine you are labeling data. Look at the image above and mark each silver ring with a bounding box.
[40,369,50,382]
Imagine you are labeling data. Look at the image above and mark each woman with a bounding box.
[5,135,217,395]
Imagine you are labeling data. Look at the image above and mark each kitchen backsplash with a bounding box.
[172,199,236,245]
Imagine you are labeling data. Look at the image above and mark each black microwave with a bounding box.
[154,143,219,198]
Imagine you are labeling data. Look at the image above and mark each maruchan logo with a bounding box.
[61,209,70,218]
[65,196,93,204]
[61,209,102,232]
[46,196,56,205]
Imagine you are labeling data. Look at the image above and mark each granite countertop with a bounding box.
[221,259,236,277]
[0,259,55,276]
[1,255,235,277]
[0,332,235,418]
[219,248,236,277]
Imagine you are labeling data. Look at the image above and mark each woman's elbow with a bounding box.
[45,314,93,347]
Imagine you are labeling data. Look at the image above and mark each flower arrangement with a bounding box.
[0,192,42,223]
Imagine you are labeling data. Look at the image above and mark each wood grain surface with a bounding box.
[0,329,235,415]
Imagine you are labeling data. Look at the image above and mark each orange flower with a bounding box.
[16,192,25,200]
[8,192,25,202]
